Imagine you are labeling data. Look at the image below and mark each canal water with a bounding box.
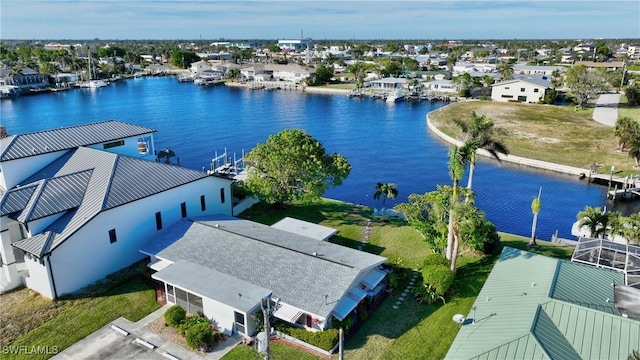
[0,77,614,240]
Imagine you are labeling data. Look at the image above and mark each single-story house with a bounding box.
[367,77,410,91]
[490,75,551,103]
[240,64,314,83]
[424,79,459,94]
[513,65,567,76]
[141,215,388,338]
[446,247,640,360]
[0,121,233,298]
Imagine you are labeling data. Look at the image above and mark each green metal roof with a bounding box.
[446,247,640,360]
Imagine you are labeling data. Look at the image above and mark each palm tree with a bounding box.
[628,135,640,168]
[497,61,513,80]
[373,182,398,205]
[529,187,541,247]
[577,206,610,238]
[374,182,398,221]
[621,213,640,244]
[453,112,509,189]
[614,117,640,151]
[445,144,472,263]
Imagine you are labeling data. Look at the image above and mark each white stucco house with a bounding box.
[140,215,388,338]
[490,75,551,103]
[0,121,233,298]
[424,79,459,94]
[240,64,314,84]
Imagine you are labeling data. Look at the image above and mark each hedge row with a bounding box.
[274,323,339,352]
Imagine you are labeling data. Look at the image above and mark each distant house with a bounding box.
[368,77,410,91]
[0,121,233,298]
[278,38,313,51]
[140,215,387,338]
[424,79,459,94]
[628,44,640,60]
[446,247,640,360]
[0,67,49,90]
[240,64,314,83]
[513,65,566,76]
[573,61,625,71]
[491,75,551,103]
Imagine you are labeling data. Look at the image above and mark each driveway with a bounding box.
[52,305,243,360]
[592,92,621,127]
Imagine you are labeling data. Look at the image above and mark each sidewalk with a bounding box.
[592,92,621,127]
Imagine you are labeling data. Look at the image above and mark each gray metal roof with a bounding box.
[16,170,92,222]
[153,260,272,313]
[10,147,211,257]
[0,120,156,162]
[492,75,551,89]
[0,184,38,216]
[141,215,386,319]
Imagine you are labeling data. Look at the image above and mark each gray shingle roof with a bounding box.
[0,120,155,162]
[10,147,211,257]
[141,215,387,320]
[492,75,551,89]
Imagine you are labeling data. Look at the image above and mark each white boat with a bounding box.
[177,74,194,82]
[80,79,108,88]
[194,76,222,86]
[386,91,405,103]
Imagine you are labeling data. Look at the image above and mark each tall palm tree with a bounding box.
[577,206,610,239]
[373,182,398,205]
[453,112,510,189]
[628,135,640,168]
[374,182,398,221]
[529,187,541,247]
[445,144,472,263]
[621,213,640,244]
[497,62,513,80]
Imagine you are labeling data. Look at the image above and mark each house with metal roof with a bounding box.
[140,215,387,338]
[0,121,233,298]
[446,247,640,360]
[490,75,552,103]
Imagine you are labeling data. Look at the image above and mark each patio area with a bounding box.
[571,237,640,288]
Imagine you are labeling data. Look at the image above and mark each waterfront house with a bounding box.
[0,67,49,91]
[446,247,640,360]
[240,64,314,84]
[490,75,551,103]
[424,79,459,94]
[0,121,233,298]
[140,215,387,338]
[368,77,410,91]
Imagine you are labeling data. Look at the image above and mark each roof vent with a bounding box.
[312,252,317,256]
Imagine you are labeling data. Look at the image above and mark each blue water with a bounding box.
[0,77,611,240]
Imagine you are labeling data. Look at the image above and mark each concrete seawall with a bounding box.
[425,106,587,177]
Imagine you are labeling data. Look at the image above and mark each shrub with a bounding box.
[463,219,501,255]
[164,305,186,327]
[421,265,454,297]
[626,83,640,106]
[411,283,445,305]
[331,315,353,333]
[422,254,450,268]
[185,322,214,349]
[275,322,339,351]
[178,313,209,336]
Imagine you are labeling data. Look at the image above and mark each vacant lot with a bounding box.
[428,101,639,174]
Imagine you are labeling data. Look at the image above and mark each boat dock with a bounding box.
[347,88,455,103]
[207,148,247,180]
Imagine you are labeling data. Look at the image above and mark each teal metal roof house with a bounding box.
[446,247,640,360]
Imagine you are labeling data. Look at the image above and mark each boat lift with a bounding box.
[207,148,245,178]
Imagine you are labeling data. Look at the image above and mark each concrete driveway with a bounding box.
[592,92,621,127]
[52,305,242,360]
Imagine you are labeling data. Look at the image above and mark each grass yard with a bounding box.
[428,101,639,175]
[235,199,575,360]
[0,264,160,360]
[618,94,640,122]
[222,342,324,360]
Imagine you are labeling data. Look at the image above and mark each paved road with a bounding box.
[592,92,621,127]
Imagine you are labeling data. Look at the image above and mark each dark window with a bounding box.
[518,95,527,102]
[504,86,509,90]
[103,140,125,149]
[534,88,539,93]
[181,202,187,218]
[200,195,206,211]
[520,88,526,92]
[109,229,117,243]
[166,284,175,303]
[220,188,225,204]
[501,94,513,98]
[234,311,246,334]
[156,212,163,230]
[175,288,188,310]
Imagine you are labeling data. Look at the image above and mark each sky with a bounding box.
[2,1,639,41]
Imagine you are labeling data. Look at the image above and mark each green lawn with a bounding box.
[233,199,576,360]
[1,264,160,360]
[429,101,639,175]
[222,342,323,360]
[618,94,640,122]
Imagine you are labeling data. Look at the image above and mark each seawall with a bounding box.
[425,105,587,177]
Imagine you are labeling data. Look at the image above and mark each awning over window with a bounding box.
[361,269,386,290]
[273,303,304,324]
[347,287,368,302]
[331,296,359,321]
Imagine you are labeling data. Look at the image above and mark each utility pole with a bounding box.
[261,298,271,360]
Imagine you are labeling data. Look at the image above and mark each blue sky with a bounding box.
[2,1,639,40]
